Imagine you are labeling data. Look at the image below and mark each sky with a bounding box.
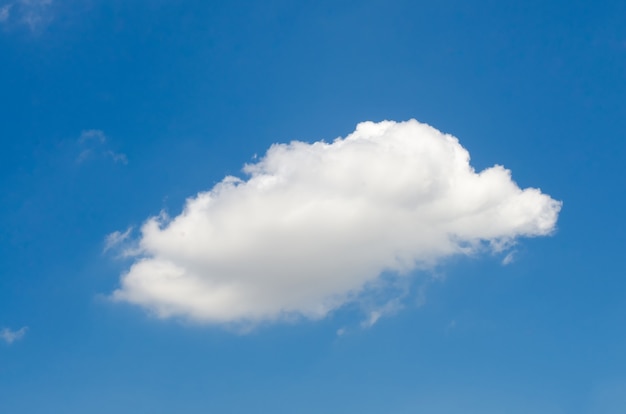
[0,0,625,413]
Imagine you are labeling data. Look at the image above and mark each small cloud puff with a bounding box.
[104,227,133,253]
[110,120,562,327]
[502,251,516,265]
[360,298,403,328]
[1,326,28,344]
[77,129,128,165]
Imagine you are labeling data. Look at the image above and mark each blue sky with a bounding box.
[1,0,625,412]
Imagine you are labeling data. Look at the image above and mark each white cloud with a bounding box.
[111,119,562,326]
[502,251,516,265]
[1,326,28,344]
[361,298,402,328]
[104,227,133,253]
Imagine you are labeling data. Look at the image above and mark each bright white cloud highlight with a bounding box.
[112,120,561,325]
[1,326,28,344]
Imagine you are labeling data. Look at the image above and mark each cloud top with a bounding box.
[111,120,561,326]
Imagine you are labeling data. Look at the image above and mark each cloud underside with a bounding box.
[112,120,561,325]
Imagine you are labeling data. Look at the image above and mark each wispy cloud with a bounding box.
[445,319,457,334]
[1,326,28,344]
[361,298,403,328]
[79,129,107,144]
[106,150,128,165]
[77,130,128,165]
[0,4,11,22]
[20,0,53,31]
[0,0,54,31]
[104,227,133,253]
[502,251,516,265]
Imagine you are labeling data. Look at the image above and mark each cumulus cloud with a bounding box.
[1,326,27,344]
[111,120,562,326]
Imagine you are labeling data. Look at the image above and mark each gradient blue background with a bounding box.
[1,1,625,412]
